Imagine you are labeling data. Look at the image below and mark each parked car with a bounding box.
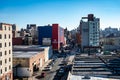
[43,66,52,71]
[40,72,45,78]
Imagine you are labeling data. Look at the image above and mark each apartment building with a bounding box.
[80,14,100,52]
[0,23,13,80]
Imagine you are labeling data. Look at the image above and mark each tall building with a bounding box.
[0,23,13,80]
[80,14,100,52]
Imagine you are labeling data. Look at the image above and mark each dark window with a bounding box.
[9,42,11,46]
[5,59,7,63]
[9,50,11,54]
[9,65,11,70]
[5,51,7,55]
[0,43,2,48]
[4,34,6,39]
[0,34,2,39]
[0,52,2,56]
[5,42,6,47]
[0,61,2,65]
[9,34,10,39]
[9,58,11,62]
[5,67,7,72]
[5,26,6,30]
[0,69,2,74]
[9,27,10,31]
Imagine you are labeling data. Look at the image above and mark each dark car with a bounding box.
[40,72,45,78]
[56,67,65,77]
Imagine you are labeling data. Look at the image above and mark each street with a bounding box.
[39,57,63,80]
[27,49,75,80]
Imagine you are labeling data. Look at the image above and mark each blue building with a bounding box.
[38,25,52,45]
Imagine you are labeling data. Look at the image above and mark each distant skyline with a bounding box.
[0,0,120,30]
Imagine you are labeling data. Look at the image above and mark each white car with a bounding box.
[43,66,52,71]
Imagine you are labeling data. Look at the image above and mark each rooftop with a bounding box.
[13,51,41,58]
[71,54,120,79]
[13,45,51,58]
[13,45,51,51]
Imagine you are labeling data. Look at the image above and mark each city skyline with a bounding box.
[0,0,120,30]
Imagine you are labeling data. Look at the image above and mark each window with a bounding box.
[0,52,2,56]
[9,34,10,39]
[9,50,10,54]
[0,69,2,74]
[9,42,11,46]
[4,26,6,30]
[4,34,6,39]
[5,42,6,47]
[0,43,2,48]
[5,67,7,72]
[9,65,11,70]
[0,61,2,65]
[5,51,7,55]
[9,27,10,31]
[9,58,11,62]
[5,59,7,63]
[0,34,2,39]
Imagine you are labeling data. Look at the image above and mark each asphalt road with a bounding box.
[37,57,63,80]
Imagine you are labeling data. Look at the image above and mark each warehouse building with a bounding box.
[13,45,52,78]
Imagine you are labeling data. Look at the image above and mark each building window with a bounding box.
[0,69,2,74]
[0,52,2,56]
[5,26,6,30]
[5,59,7,64]
[0,43,2,48]
[9,34,10,38]
[9,50,11,54]
[9,65,11,70]
[0,61,2,65]
[9,58,11,62]
[9,27,10,31]
[5,67,7,72]
[9,42,11,46]
[0,34,2,39]
[5,51,7,55]
[5,42,6,47]
[4,34,6,39]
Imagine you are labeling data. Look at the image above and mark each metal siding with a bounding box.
[38,26,52,45]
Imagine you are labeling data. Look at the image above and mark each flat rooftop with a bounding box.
[13,45,51,51]
[13,51,41,58]
[71,54,120,79]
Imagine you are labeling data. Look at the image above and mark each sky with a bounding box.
[0,0,120,30]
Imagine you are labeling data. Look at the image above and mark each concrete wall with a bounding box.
[29,51,45,76]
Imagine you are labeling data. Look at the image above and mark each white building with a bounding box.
[80,14,100,52]
[0,23,13,80]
